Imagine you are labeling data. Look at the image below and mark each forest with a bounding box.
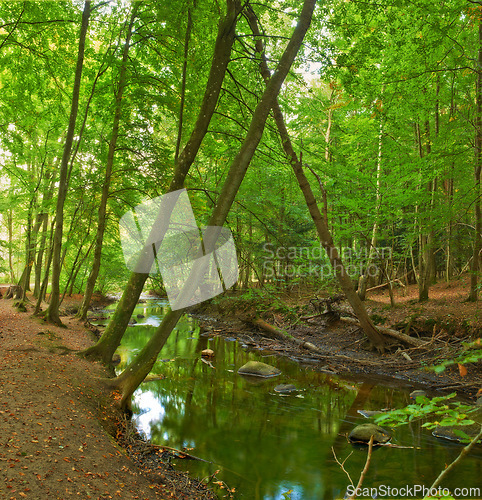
[1,0,482,498]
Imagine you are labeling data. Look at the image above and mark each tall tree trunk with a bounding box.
[81,0,243,364]
[33,212,48,297]
[246,7,386,352]
[62,239,94,303]
[415,121,432,302]
[7,208,16,283]
[33,175,55,298]
[34,218,55,315]
[42,0,91,325]
[358,115,383,300]
[320,87,335,227]
[174,4,192,162]
[469,21,482,301]
[77,6,138,320]
[105,0,317,409]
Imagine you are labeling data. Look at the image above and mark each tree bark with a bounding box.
[105,0,317,408]
[81,0,242,364]
[33,212,48,297]
[246,6,387,351]
[7,208,16,283]
[358,115,383,300]
[34,218,55,315]
[43,0,91,325]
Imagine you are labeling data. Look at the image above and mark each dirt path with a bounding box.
[0,297,213,500]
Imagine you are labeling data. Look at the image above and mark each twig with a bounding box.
[201,358,216,369]
[347,435,374,500]
[331,447,354,486]
[429,425,482,491]
[149,443,212,463]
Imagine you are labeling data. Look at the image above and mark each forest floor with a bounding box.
[195,275,482,403]
[0,293,216,500]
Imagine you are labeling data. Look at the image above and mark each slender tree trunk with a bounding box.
[81,0,243,364]
[33,175,55,298]
[105,0,317,409]
[469,21,482,301]
[246,6,386,350]
[321,88,335,227]
[33,212,48,297]
[43,0,91,325]
[7,209,16,283]
[62,239,94,304]
[415,121,432,302]
[358,116,383,300]
[77,6,138,320]
[174,4,192,162]
[445,173,454,281]
[34,218,55,315]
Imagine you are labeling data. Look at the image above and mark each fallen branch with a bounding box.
[332,447,354,487]
[347,435,374,500]
[429,424,482,490]
[366,279,405,292]
[340,317,428,348]
[149,443,211,463]
[252,318,322,353]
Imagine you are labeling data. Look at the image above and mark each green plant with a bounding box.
[432,340,482,374]
[374,393,478,441]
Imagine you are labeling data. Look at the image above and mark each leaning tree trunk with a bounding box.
[77,6,138,320]
[43,0,91,325]
[246,6,386,351]
[105,0,317,409]
[81,0,243,364]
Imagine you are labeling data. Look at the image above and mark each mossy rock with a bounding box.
[238,361,281,378]
[348,424,392,444]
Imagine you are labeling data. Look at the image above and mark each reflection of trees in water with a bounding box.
[121,304,482,498]
[133,326,356,498]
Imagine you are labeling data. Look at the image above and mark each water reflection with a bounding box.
[103,299,482,499]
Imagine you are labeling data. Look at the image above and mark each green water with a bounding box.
[99,299,482,499]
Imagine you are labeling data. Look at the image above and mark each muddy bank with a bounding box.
[190,282,482,403]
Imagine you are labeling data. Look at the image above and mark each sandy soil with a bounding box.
[0,294,215,500]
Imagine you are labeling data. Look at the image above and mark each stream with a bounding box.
[97,299,482,499]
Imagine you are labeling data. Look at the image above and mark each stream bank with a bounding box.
[0,295,216,499]
[191,276,482,403]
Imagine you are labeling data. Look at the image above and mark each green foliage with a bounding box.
[432,340,482,374]
[1,0,481,309]
[374,393,478,441]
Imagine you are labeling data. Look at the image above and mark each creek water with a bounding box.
[97,299,482,499]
